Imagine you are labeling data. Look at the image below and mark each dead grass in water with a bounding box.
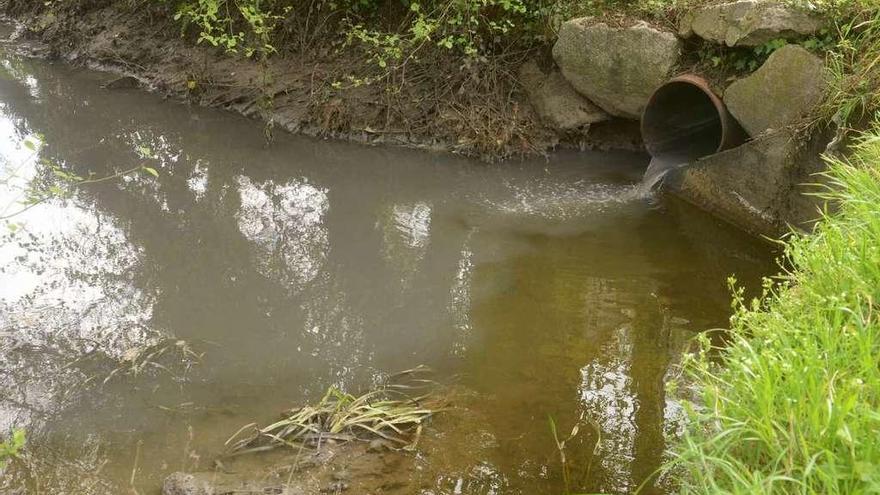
[223,366,447,457]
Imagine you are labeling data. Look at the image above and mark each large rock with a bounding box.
[664,128,832,237]
[552,19,681,119]
[518,59,610,131]
[724,44,827,137]
[680,0,825,47]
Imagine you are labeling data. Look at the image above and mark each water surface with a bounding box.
[0,43,774,494]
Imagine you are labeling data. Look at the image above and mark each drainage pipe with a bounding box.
[641,74,746,164]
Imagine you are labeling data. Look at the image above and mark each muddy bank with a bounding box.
[0,1,642,160]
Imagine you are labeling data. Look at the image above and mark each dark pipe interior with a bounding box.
[642,81,723,164]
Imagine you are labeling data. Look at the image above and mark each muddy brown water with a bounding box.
[0,41,775,494]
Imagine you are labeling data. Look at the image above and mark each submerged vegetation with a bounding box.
[670,127,880,493]
[548,414,601,495]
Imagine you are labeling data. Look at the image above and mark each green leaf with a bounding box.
[0,428,26,467]
[143,167,159,178]
[547,414,558,441]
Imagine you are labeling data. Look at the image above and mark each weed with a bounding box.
[818,7,880,129]
[548,413,602,495]
[668,125,880,494]
[0,430,25,470]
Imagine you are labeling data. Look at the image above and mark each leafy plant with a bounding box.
[172,0,288,58]
[0,430,25,469]
[342,0,538,72]
[699,37,814,75]
[2,136,160,225]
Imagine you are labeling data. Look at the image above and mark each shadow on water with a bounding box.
[0,41,776,494]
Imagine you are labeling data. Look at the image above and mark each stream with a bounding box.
[0,41,775,494]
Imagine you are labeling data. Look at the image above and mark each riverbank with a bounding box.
[6,0,876,238]
[0,0,649,160]
[6,0,862,164]
[669,126,880,493]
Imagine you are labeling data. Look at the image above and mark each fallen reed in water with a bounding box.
[80,338,203,387]
[225,367,443,456]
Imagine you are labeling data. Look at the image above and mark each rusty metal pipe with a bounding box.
[641,75,746,164]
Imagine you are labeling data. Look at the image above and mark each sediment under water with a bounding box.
[0,42,775,494]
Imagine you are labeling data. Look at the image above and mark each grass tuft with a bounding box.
[818,6,880,129]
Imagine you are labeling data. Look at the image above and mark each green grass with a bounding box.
[819,7,880,129]
[669,126,880,494]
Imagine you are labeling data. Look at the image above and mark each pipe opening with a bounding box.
[642,78,726,164]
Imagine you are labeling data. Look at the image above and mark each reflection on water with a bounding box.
[0,41,774,494]
[236,175,330,292]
